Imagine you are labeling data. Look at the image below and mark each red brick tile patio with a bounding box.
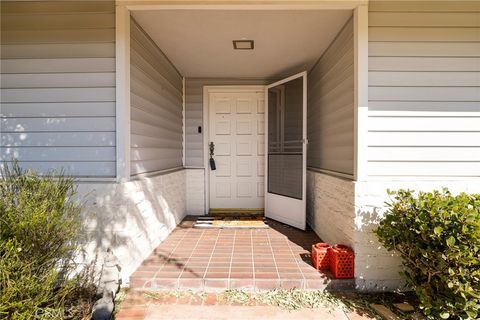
[129,217,354,291]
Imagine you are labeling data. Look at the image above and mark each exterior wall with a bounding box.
[0,1,116,177]
[307,17,354,176]
[78,169,186,283]
[368,1,480,178]
[1,2,188,284]
[130,18,184,176]
[353,0,480,291]
[307,170,355,248]
[186,168,205,215]
[184,78,270,167]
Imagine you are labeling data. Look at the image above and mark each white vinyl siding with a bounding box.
[184,78,269,167]
[0,1,116,177]
[130,18,183,176]
[368,1,480,178]
[307,17,354,176]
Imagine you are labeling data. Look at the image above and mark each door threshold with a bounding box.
[208,208,264,216]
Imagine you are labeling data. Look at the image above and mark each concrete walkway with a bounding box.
[115,291,376,320]
[143,304,365,320]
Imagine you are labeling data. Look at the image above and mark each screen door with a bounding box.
[265,71,307,230]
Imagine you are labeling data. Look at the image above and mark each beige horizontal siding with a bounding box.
[1,1,115,14]
[370,12,480,27]
[1,102,115,117]
[368,1,480,12]
[368,162,479,177]
[369,131,480,147]
[130,18,183,176]
[369,42,480,57]
[307,17,354,176]
[369,57,480,71]
[1,13,115,30]
[0,1,115,177]
[2,29,115,44]
[369,72,480,87]
[9,162,116,177]
[1,58,115,73]
[2,147,115,162]
[370,27,480,42]
[368,1,480,178]
[2,132,116,147]
[0,43,115,59]
[1,88,115,103]
[1,73,115,88]
[1,118,115,132]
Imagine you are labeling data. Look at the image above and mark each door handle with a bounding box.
[209,142,215,158]
[209,142,216,170]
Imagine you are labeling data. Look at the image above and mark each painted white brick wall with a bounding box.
[307,170,355,248]
[77,170,186,283]
[186,168,205,215]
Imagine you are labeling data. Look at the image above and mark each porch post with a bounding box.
[115,5,131,181]
[353,4,369,181]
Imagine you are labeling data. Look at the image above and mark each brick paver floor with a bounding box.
[129,217,353,291]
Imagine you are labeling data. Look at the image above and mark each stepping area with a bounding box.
[129,217,353,291]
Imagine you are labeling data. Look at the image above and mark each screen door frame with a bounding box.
[264,71,307,230]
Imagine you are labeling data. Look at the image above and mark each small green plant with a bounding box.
[0,162,90,319]
[375,189,480,319]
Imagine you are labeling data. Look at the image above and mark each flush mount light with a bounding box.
[233,40,254,50]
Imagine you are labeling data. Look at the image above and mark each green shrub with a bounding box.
[375,189,480,320]
[0,162,89,319]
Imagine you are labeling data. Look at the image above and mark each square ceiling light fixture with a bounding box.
[233,40,254,50]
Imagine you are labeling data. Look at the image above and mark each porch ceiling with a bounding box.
[131,9,352,78]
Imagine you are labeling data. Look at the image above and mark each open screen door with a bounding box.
[265,71,307,230]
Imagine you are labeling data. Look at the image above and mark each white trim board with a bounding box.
[353,4,368,182]
[115,5,131,182]
[122,2,368,11]
[182,76,186,167]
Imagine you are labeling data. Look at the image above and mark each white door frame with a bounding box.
[115,2,368,183]
[203,85,266,213]
[264,71,307,230]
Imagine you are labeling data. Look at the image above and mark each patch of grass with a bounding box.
[220,290,251,305]
[143,291,162,300]
[142,290,207,302]
[222,288,377,315]
[123,288,414,319]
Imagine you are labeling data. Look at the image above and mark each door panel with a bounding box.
[209,90,265,210]
[265,72,307,230]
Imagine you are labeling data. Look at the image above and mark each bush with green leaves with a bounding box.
[0,162,93,319]
[375,189,480,319]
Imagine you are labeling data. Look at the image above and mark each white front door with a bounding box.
[208,88,265,210]
[265,72,307,230]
